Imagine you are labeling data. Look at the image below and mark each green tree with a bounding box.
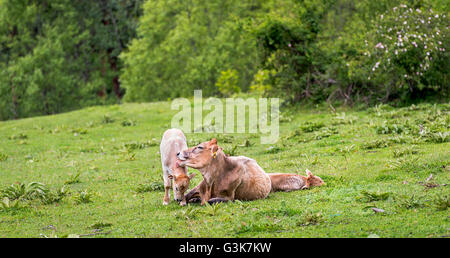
[0,0,143,120]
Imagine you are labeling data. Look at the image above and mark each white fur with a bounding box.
[160,128,188,205]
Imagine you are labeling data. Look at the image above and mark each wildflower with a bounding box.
[375,42,384,49]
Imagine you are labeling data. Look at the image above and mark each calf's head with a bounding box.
[168,165,195,205]
[303,169,325,189]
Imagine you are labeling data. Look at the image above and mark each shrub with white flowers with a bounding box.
[365,4,448,92]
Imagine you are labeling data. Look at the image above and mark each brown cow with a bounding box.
[177,138,324,205]
[269,169,325,192]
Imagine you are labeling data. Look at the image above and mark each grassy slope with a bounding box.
[0,101,449,238]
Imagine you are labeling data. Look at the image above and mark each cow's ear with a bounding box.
[306,169,313,178]
[209,138,218,153]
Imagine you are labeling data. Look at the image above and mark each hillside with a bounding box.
[0,101,449,237]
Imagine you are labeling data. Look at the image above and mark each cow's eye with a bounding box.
[197,146,204,150]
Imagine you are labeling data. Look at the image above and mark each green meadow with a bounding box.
[0,100,449,238]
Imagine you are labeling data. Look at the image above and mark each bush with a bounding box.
[364,5,449,100]
[215,69,241,97]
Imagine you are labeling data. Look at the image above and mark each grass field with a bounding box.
[0,100,449,238]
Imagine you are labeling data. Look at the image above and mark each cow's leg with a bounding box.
[200,183,212,206]
[207,197,231,204]
[162,167,172,205]
[185,180,203,202]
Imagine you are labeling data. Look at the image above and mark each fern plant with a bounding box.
[1,182,48,201]
[74,190,93,204]
[0,197,21,210]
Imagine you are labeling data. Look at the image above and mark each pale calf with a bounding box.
[160,128,195,206]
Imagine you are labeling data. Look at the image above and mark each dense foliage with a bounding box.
[0,0,143,120]
[0,0,448,120]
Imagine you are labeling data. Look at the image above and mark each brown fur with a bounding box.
[179,138,325,205]
[269,169,324,192]
[178,138,272,205]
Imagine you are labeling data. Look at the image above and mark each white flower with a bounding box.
[375,42,384,49]
[416,9,421,13]
[435,14,439,18]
